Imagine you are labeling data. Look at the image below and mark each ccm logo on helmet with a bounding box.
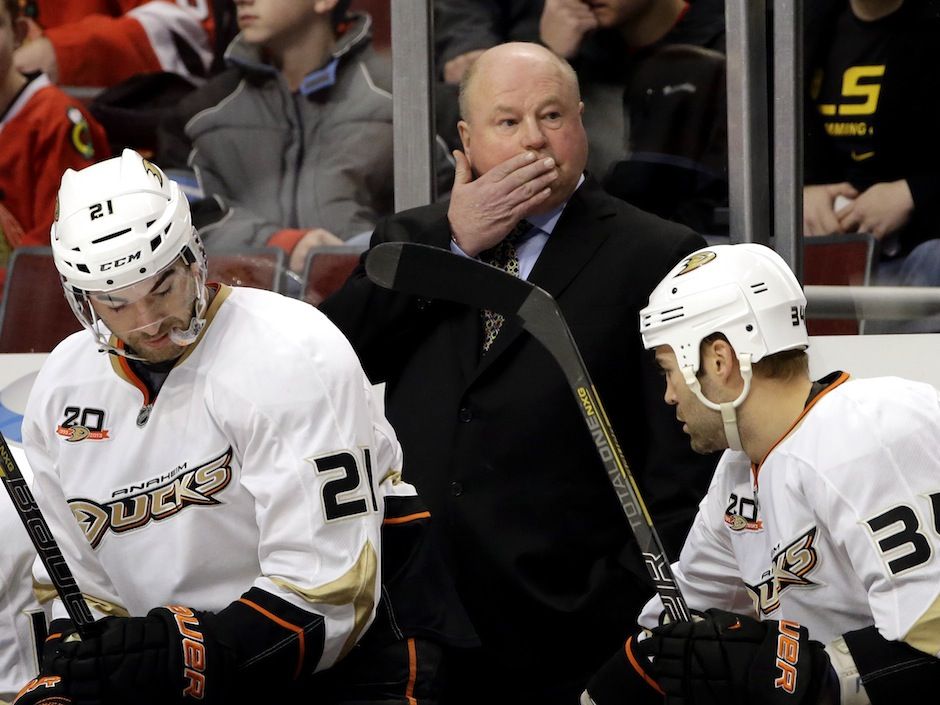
[100,252,142,271]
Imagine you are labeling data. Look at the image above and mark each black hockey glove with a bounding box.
[41,619,81,672]
[48,605,235,705]
[644,608,833,705]
[12,675,72,705]
[44,587,326,705]
[12,619,79,705]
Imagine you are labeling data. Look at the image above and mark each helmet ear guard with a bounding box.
[640,244,808,451]
[51,148,209,359]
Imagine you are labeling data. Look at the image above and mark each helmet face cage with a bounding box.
[640,244,809,376]
[52,149,209,358]
[63,244,208,359]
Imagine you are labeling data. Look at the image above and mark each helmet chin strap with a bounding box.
[167,314,205,346]
[168,263,209,346]
[681,353,753,452]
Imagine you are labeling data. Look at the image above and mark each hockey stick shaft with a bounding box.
[0,432,95,637]
[365,242,691,622]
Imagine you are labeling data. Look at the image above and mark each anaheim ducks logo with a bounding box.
[725,513,763,532]
[675,251,717,277]
[59,426,92,442]
[142,158,164,187]
[69,447,233,549]
[745,527,819,616]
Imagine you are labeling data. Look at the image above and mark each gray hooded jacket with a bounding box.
[186,13,394,247]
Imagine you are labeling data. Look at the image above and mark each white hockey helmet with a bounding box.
[51,149,208,358]
[641,243,808,372]
[639,243,808,449]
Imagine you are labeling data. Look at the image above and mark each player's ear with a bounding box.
[707,338,738,384]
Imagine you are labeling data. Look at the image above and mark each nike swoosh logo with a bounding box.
[851,150,875,161]
[728,619,742,630]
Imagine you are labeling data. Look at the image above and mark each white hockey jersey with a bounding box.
[640,373,940,657]
[22,286,413,670]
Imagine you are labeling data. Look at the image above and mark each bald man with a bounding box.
[322,42,718,704]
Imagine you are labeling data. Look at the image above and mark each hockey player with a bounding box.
[12,149,474,705]
[583,243,940,704]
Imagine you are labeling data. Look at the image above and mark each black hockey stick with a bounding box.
[0,431,95,638]
[365,242,691,623]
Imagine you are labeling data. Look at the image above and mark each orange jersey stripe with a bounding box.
[751,371,851,487]
[405,637,418,705]
[383,511,431,526]
[114,345,152,405]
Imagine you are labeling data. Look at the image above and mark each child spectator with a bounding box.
[0,0,109,298]
[159,0,397,276]
[604,42,729,236]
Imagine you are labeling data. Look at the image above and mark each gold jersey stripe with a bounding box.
[271,539,377,660]
[905,594,940,657]
[32,581,129,618]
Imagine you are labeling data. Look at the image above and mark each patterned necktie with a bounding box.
[480,220,531,353]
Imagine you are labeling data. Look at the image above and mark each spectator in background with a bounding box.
[435,0,542,85]
[12,0,213,90]
[603,41,728,236]
[159,0,400,278]
[322,42,718,705]
[434,0,725,179]
[803,0,940,332]
[538,0,724,64]
[0,0,109,298]
[12,0,215,155]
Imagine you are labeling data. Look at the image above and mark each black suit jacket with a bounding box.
[321,179,718,703]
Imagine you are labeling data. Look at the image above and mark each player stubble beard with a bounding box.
[680,396,729,456]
